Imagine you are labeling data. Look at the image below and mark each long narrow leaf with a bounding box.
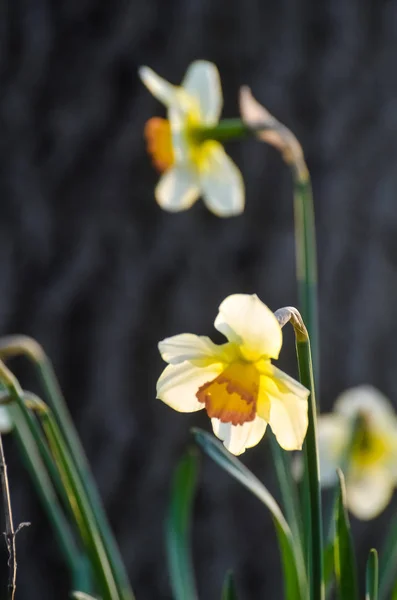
[193,428,307,600]
[366,549,378,600]
[166,447,199,600]
[379,517,397,599]
[334,470,358,600]
[221,571,238,600]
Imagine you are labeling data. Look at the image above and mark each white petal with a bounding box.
[335,385,395,427]
[139,66,178,106]
[155,167,200,211]
[157,361,223,412]
[158,333,232,365]
[199,142,245,217]
[214,294,282,361]
[0,407,12,433]
[317,414,350,487]
[211,416,267,455]
[182,61,222,125]
[267,387,308,451]
[346,467,394,520]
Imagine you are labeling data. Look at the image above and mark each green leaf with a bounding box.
[166,447,199,600]
[221,571,238,600]
[379,516,397,599]
[71,594,98,600]
[193,428,307,600]
[323,541,334,590]
[334,470,358,600]
[366,549,378,600]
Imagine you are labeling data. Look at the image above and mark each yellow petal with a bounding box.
[346,466,394,520]
[157,361,224,413]
[214,294,282,361]
[158,333,233,365]
[211,416,267,455]
[263,375,308,450]
[155,166,200,211]
[182,61,222,125]
[268,364,310,399]
[139,66,178,106]
[198,141,245,217]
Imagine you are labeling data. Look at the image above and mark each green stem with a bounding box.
[0,360,119,600]
[293,177,319,386]
[190,119,251,143]
[38,401,119,600]
[0,338,134,600]
[296,338,323,600]
[9,403,90,591]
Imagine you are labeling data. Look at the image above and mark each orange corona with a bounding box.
[144,117,174,172]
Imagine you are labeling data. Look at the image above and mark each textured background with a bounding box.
[1,0,397,598]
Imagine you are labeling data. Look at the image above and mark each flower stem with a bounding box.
[275,308,323,600]
[0,337,135,600]
[296,338,324,600]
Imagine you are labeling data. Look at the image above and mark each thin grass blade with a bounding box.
[334,470,358,600]
[166,447,199,600]
[366,549,378,600]
[221,571,238,600]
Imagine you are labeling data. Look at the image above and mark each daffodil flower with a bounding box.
[157,294,309,455]
[139,61,245,217]
[317,386,397,520]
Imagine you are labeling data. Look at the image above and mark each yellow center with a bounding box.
[144,117,175,172]
[196,362,259,426]
[351,427,390,469]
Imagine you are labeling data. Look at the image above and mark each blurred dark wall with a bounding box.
[1,0,397,597]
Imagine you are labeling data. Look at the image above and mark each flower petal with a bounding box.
[155,166,200,211]
[158,333,234,365]
[182,61,222,125]
[0,407,12,433]
[335,385,395,427]
[266,378,308,450]
[214,294,282,361]
[157,361,224,412]
[317,414,350,487]
[139,66,178,106]
[211,416,267,455]
[346,466,394,520]
[199,142,245,217]
[268,364,310,399]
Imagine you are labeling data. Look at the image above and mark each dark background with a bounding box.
[1,0,397,597]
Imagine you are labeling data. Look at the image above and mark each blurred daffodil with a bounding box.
[317,386,397,520]
[139,61,244,216]
[157,294,309,455]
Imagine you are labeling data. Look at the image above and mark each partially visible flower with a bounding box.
[317,386,397,520]
[156,294,309,455]
[139,61,244,217]
[239,86,308,181]
[0,406,12,433]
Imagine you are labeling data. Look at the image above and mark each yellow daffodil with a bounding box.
[317,386,397,520]
[157,294,309,455]
[139,61,245,216]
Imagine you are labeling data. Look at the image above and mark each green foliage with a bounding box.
[193,428,307,600]
[333,470,358,600]
[366,549,378,600]
[166,447,199,600]
[221,571,239,600]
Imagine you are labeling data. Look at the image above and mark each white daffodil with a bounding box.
[157,294,309,455]
[139,61,244,217]
[317,385,397,520]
